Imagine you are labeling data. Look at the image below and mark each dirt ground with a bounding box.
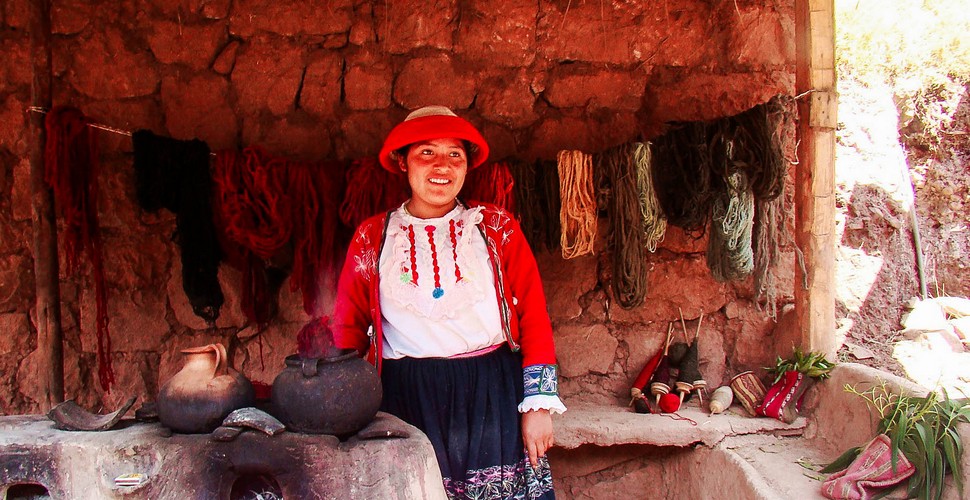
[834,74,970,394]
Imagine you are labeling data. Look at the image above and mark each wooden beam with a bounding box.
[29,0,64,409]
[794,0,838,357]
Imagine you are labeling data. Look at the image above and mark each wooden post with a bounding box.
[794,0,838,357]
[29,0,65,408]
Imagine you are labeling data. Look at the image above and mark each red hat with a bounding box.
[378,106,489,173]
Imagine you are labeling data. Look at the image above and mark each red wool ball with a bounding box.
[659,393,681,413]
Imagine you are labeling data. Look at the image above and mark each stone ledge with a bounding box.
[553,403,806,450]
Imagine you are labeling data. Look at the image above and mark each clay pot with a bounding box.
[157,343,255,434]
[271,352,382,437]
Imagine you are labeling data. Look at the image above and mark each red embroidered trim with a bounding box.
[406,224,418,284]
[426,225,443,298]
[449,219,463,282]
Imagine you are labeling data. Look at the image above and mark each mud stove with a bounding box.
[0,413,445,499]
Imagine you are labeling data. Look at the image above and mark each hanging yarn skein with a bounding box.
[212,147,293,325]
[600,143,649,309]
[460,161,515,213]
[280,159,344,316]
[45,106,114,391]
[213,147,292,260]
[132,130,224,326]
[753,182,792,320]
[651,122,719,234]
[510,159,562,252]
[633,142,667,252]
[557,150,597,259]
[728,96,794,201]
[510,160,541,250]
[707,170,755,282]
[539,159,563,251]
[339,157,408,231]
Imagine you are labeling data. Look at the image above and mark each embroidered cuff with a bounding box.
[518,394,567,415]
[523,364,559,397]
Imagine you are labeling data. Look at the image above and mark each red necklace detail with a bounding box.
[449,219,463,282]
[404,224,418,285]
[425,225,444,298]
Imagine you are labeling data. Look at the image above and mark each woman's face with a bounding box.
[400,137,468,218]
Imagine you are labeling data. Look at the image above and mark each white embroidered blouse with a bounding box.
[378,203,505,359]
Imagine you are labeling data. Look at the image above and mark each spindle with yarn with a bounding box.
[675,381,694,403]
[692,379,708,404]
[651,382,670,405]
[708,386,734,415]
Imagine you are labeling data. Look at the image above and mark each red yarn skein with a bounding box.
[659,393,681,413]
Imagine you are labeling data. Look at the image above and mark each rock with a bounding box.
[212,40,241,75]
[393,54,477,111]
[80,288,169,353]
[377,1,456,54]
[556,324,617,377]
[526,114,638,160]
[0,95,29,156]
[727,6,794,68]
[536,251,597,322]
[456,0,538,67]
[477,70,541,129]
[336,111,397,160]
[161,73,239,150]
[231,36,305,116]
[0,313,30,355]
[229,0,353,37]
[67,31,159,99]
[951,317,970,341]
[222,407,285,436]
[344,63,393,111]
[299,52,344,117]
[611,256,731,324]
[901,298,950,333]
[148,20,227,70]
[545,69,646,111]
[844,341,875,360]
[0,255,31,313]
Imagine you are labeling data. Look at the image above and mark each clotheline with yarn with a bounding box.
[332,106,566,499]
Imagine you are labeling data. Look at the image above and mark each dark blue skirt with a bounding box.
[380,345,555,500]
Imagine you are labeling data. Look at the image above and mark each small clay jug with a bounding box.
[271,351,382,437]
[157,343,255,434]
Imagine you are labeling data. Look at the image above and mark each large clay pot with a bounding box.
[271,352,382,436]
[157,343,255,434]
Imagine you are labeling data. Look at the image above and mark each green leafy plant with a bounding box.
[765,347,835,384]
[821,382,970,500]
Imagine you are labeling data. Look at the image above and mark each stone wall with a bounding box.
[0,0,796,414]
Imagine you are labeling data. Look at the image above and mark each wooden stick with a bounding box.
[663,323,673,355]
[678,307,689,342]
[29,0,64,409]
[694,312,704,342]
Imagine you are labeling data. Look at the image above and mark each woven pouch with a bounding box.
[729,371,767,417]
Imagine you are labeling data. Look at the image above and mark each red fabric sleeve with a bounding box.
[331,219,380,356]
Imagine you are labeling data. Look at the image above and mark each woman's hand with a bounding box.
[521,409,554,469]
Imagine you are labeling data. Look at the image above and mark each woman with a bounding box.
[332,105,565,499]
